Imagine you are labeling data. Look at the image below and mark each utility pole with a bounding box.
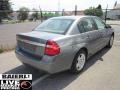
[39,5,43,22]
[58,0,60,13]
[75,5,77,16]
[105,4,108,23]
[62,9,64,16]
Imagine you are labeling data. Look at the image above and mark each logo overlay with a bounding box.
[0,74,32,90]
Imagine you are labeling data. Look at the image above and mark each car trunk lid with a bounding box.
[17,31,64,57]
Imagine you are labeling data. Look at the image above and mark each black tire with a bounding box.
[107,35,114,48]
[70,50,87,74]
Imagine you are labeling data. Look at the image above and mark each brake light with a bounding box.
[45,40,60,56]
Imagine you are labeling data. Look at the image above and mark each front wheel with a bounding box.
[70,50,87,74]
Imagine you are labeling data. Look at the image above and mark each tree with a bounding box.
[17,7,29,21]
[97,4,102,9]
[96,4,103,17]
[31,9,39,21]
[84,4,103,17]
[0,0,12,23]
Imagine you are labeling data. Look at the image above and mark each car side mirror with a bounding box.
[105,24,111,28]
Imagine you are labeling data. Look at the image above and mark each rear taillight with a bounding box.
[45,40,60,56]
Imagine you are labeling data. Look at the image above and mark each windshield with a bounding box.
[35,19,74,34]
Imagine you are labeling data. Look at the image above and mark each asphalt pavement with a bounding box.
[0,21,40,49]
[0,23,120,90]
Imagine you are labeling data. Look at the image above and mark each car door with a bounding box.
[78,17,102,55]
[93,17,110,48]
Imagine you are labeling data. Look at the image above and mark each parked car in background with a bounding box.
[15,16,114,74]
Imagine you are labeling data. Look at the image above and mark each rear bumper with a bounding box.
[15,48,57,74]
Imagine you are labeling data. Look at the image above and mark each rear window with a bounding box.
[35,19,74,34]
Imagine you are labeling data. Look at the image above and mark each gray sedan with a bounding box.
[15,16,114,74]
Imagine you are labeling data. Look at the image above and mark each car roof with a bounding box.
[51,15,97,20]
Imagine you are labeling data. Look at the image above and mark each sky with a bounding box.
[10,0,120,11]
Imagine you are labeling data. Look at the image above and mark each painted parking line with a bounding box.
[32,74,50,86]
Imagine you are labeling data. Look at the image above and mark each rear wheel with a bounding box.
[70,50,87,74]
[107,35,114,48]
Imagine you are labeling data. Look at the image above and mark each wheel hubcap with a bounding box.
[110,36,114,46]
[76,53,86,71]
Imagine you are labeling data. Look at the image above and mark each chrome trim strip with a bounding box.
[17,38,45,47]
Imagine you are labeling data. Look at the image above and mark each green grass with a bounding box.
[0,45,4,53]
[0,49,4,53]
[0,44,15,54]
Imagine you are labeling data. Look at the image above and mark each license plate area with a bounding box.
[18,41,36,54]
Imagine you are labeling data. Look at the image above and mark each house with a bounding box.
[106,1,120,20]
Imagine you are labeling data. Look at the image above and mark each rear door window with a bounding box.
[78,22,85,33]
[78,18,96,33]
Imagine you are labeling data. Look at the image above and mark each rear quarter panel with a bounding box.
[51,34,90,73]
